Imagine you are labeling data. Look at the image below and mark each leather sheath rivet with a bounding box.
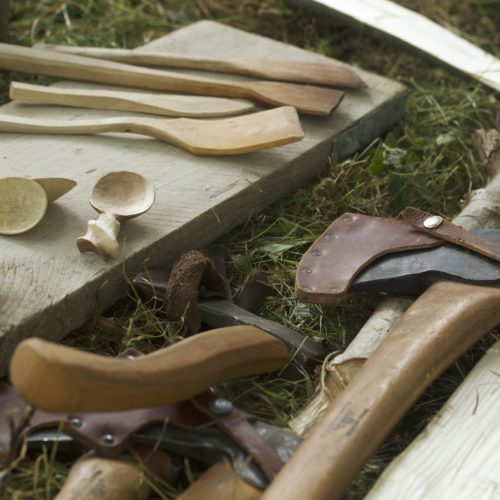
[126,355,136,360]
[69,417,83,428]
[330,287,341,293]
[311,249,323,256]
[209,398,233,416]
[342,215,354,222]
[423,215,443,229]
[101,434,114,444]
[303,267,312,274]
[324,233,335,241]
[302,286,313,292]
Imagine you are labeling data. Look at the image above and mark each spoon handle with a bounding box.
[76,213,120,260]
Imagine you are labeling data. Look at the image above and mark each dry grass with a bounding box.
[0,0,499,498]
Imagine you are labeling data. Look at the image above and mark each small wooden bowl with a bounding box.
[0,177,48,235]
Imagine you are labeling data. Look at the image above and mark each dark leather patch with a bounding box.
[403,207,500,262]
[295,213,442,303]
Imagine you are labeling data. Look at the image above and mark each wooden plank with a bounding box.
[367,339,500,500]
[0,20,407,375]
[288,0,500,92]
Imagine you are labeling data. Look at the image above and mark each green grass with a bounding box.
[1,0,499,498]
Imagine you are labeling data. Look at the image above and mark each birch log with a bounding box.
[290,129,500,436]
[367,339,500,500]
[287,0,500,93]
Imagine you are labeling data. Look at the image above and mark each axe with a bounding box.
[261,208,500,499]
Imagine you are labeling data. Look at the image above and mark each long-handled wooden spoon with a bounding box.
[76,171,155,260]
[10,81,254,118]
[0,106,304,155]
[0,43,343,115]
[0,177,76,235]
[36,44,366,89]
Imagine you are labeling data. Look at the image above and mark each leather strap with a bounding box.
[192,395,285,481]
[295,213,443,303]
[403,207,500,262]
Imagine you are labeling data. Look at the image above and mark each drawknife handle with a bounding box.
[10,325,289,413]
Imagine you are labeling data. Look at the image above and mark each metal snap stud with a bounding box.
[69,417,83,428]
[303,267,312,274]
[324,233,335,241]
[101,434,114,444]
[311,249,323,256]
[209,398,233,416]
[423,215,443,229]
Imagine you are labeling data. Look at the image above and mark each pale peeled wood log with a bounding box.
[262,281,500,500]
[0,20,407,376]
[10,81,254,118]
[367,339,500,500]
[178,461,261,500]
[288,0,500,92]
[290,130,500,437]
[36,44,365,89]
[0,43,344,116]
[0,106,304,156]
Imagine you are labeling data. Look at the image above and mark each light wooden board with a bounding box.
[0,20,407,375]
[367,339,500,500]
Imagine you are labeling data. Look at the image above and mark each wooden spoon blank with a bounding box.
[10,81,254,118]
[0,106,304,155]
[37,44,366,89]
[0,43,343,115]
[9,325,289,413]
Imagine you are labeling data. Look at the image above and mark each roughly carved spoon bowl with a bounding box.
[0,177,76,235]
[76,171,155,260]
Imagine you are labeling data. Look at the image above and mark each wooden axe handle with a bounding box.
[261,280,500,499]
[10,325,289,413]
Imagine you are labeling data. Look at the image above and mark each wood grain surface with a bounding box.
[0,20,407,374]
[367,339,500,500]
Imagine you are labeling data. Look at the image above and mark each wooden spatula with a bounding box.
[0,43,343,115]
[36,44,366,89]
[0,106,304,155]
[10,81,254,118]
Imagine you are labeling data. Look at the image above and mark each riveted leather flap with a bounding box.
[193,394,284,481]
[295,213,443,303]
[403,207,500,262]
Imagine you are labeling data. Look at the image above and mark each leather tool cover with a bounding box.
[403,207,500,262]
[295,213,442,303]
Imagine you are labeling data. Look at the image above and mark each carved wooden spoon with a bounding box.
[0,177,76,235]
[10,81,254,118]
[0,106,304,155]
[76,171,155,260]
[0,43,343,115]
[36,44,366,89]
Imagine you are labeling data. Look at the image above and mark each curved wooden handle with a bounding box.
[262,281,500,500]
[10,326,289,413]
[179,460,261,500]
[55,453,151,500]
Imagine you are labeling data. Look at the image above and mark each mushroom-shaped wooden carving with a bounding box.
[76,171,155,260]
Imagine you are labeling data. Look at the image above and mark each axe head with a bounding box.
[352,229,500,295]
